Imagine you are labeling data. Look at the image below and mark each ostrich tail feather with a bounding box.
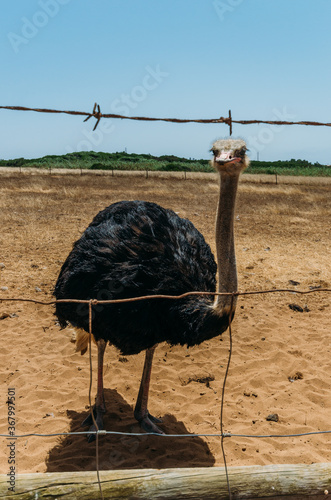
[74,328,96,355]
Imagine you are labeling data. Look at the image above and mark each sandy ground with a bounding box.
[0,171,330,474]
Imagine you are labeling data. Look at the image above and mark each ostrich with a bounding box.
[54,138,249,440]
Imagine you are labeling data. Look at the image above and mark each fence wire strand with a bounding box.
[1,287,331,307]
[88,300,104,500]
[220,294,234,500]
[1,429,331,439]
[1,104,331,134]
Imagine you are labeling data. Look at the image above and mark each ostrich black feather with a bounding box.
[54,200,230,355]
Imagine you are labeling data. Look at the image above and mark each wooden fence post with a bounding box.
[1,463,330,499]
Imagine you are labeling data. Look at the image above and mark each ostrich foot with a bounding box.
[134,409,164,434]
[82,406,105,443]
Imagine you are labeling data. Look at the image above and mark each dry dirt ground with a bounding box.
[0,171,330,474]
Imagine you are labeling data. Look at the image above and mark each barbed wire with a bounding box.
[1,104,331,134]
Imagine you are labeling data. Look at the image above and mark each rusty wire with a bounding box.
[1,104,331,134]
[1,287,331,307]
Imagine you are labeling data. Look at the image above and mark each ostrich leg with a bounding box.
[82,338,107,442]
[134,346,164,434]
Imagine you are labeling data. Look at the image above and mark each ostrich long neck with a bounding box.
[213,172,240,315]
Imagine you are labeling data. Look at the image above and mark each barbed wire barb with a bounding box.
[83,102,102,130]
[228,109,233,136]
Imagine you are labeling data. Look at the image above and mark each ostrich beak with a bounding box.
[215,151,241,165]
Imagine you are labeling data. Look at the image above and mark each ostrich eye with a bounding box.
[235,148,245,158]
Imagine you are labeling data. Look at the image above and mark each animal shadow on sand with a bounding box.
[46,389,215,471]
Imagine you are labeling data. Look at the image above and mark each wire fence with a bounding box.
[1,102,331,498]
[1,288,331,499]
[1,103,331,134]
[2,165,331,190]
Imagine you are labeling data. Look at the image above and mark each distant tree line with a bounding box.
[0,151,330,176]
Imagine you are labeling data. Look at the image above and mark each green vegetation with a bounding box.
[248,159,330,177]
[0,151,330,176]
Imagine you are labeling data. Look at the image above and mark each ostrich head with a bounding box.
[211,138,249,174]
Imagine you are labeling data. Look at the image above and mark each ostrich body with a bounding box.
[54,138,249,439]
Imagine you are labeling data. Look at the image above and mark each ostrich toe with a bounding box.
[82,406,105,443]
[135,410,164,434]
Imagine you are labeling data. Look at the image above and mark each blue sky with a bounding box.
[1,0,331,162]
